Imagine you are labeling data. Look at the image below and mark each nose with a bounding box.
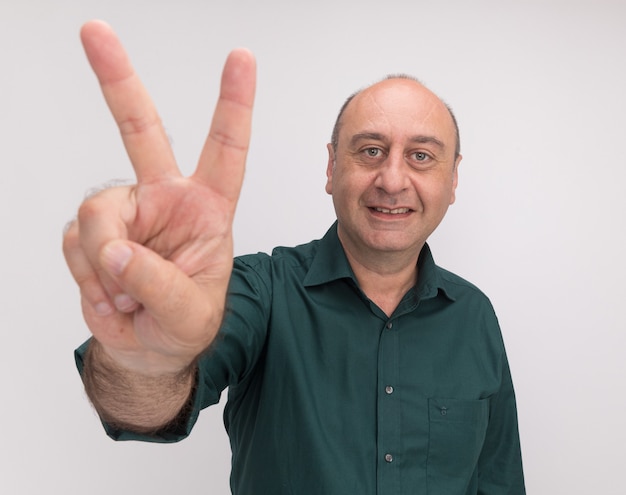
[373,151,410,194]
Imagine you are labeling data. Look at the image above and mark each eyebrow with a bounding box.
[349,132,386,146]
[408,135,445,149]
[349,132,446,149]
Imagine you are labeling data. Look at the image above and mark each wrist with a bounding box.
[95,338,199,378]
[83,340,197,433]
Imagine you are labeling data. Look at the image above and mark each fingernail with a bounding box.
[101,242,133,276]
[114,293,137,312]
[94,301,114,316]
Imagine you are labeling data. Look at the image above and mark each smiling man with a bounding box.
[326,76,462,317]
[66,21,525,495]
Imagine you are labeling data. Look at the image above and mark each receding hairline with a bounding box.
[330,74,461,158]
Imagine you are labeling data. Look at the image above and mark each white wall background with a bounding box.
[1,0,624,493]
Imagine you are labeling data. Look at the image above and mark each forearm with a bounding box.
[82,339,197,435]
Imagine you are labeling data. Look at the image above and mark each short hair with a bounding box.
[330,74,461,158]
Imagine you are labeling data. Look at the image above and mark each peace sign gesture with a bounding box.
[63,21,256,380]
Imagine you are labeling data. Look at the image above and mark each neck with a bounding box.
[341,241,421,317]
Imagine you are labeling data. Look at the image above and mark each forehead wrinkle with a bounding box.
[340,80,456,154]
[359,91,389,134]
[353,97,447,147]
[407,98,456,153]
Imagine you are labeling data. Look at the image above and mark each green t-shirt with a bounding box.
[76,223,525,494]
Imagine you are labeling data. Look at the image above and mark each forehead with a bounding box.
[340,79,456,147]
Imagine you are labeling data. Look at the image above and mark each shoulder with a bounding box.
[437,265,485,295]
[233,238,321,281]
[435,265,498,314]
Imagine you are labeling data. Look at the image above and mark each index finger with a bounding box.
[81,20,179,182]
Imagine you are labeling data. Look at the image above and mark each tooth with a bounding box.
[375,207,409,214]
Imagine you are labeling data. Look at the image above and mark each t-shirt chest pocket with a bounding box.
[427,397,490,492]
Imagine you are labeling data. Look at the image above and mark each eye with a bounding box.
[363,147,382,158]
[413,151,429,161]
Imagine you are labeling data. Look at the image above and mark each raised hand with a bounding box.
[63,20,256,376]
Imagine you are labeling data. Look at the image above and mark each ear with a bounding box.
[325,143,335,195]
[449,154,462,205]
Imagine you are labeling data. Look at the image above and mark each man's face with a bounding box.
[326,79,461,264]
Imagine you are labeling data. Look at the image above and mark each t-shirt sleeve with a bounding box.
[476,350,526,493]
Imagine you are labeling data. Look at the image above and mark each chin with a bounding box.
[363,234,419,254]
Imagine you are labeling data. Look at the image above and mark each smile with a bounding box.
[373,207,411,214]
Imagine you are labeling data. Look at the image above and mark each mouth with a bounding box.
[372,207,411,215]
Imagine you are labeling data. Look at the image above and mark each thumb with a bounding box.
[99,240,197,326]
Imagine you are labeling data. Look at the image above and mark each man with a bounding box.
[65,20,525,494]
